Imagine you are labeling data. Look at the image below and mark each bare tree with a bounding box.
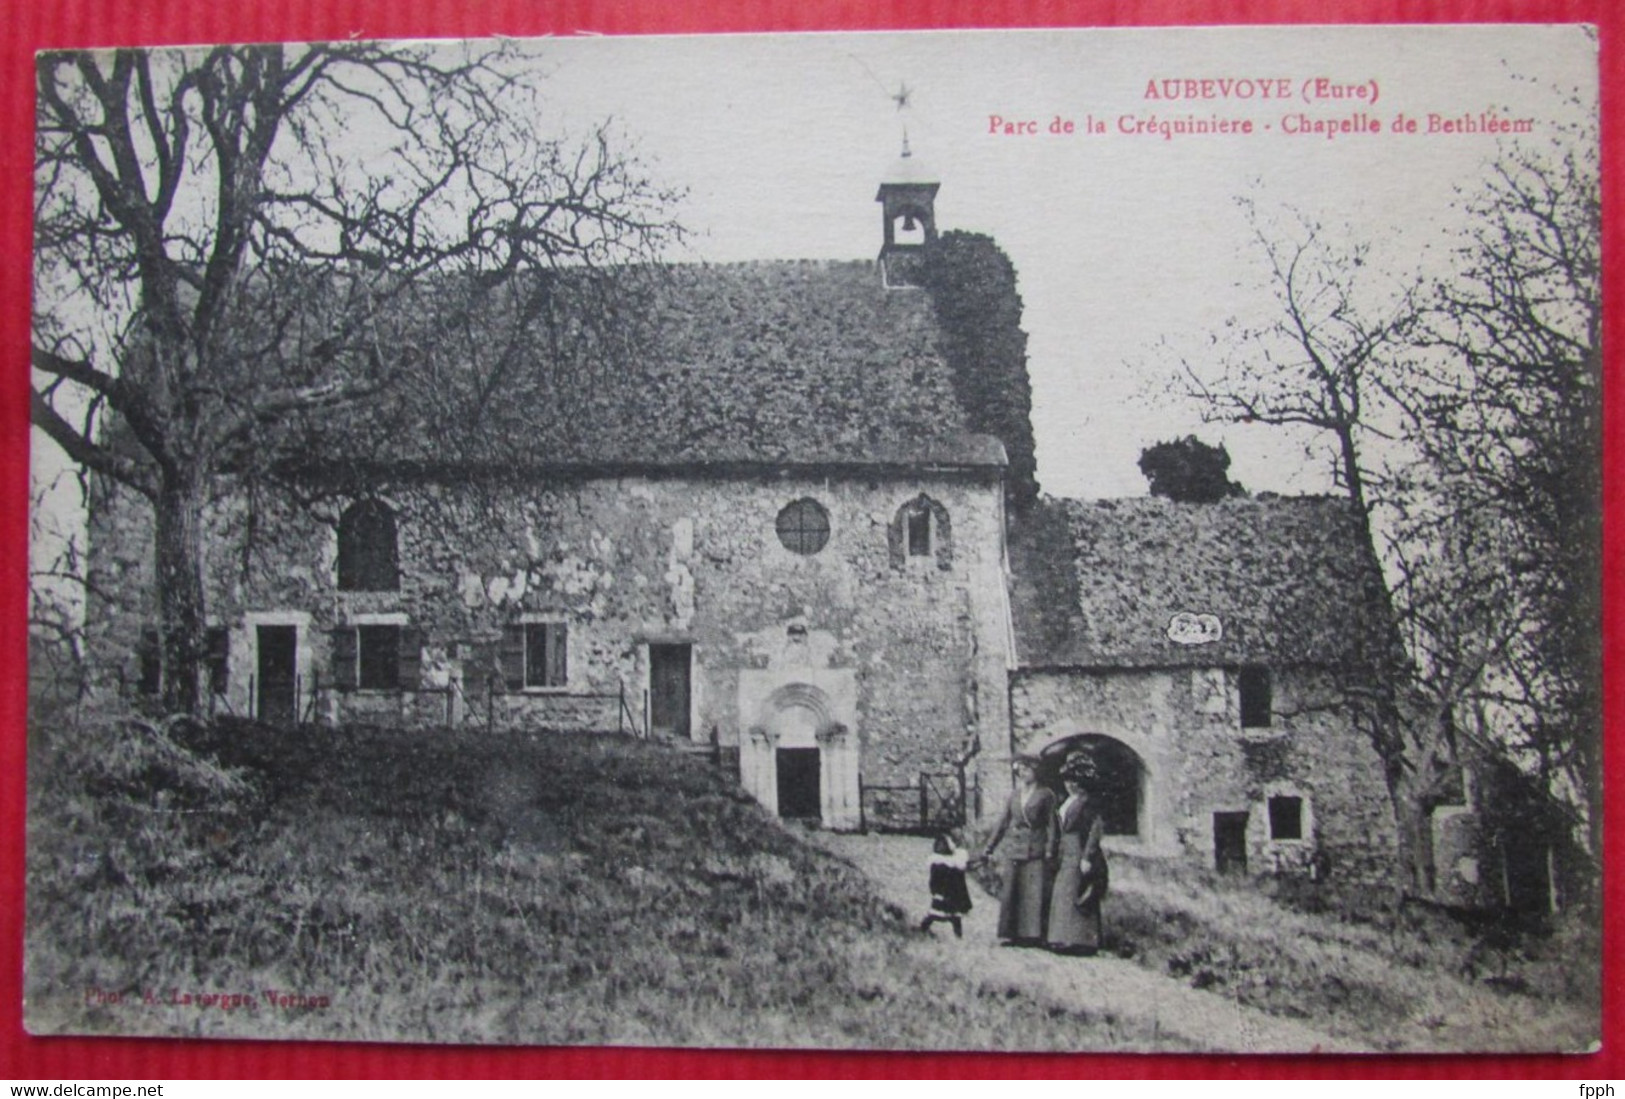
[32,43,683,712]
[1180,198,1421,521]
[29,469,94,708]
[1396,120,1601,856]
[1176,201,1461,893]
[1181,118,1601,894]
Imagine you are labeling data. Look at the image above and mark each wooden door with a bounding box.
[648,643,691,739]
[776,747,821,819]
[1214,811,1249,874]
[257,625,298,725]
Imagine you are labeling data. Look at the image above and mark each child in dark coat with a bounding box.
[919,833,973,938]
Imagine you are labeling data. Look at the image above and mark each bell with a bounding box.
[902,214,918,232]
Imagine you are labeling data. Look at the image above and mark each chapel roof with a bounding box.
[305,258,1004,478]
[1008,494,1388,669]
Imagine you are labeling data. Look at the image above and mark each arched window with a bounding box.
[337,500,399,592]
[775,498,830,556]
[890,494,952,569]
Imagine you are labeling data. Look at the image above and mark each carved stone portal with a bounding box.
[738,671,859,830]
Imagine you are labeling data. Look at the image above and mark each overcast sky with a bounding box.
[30,25,1598,519]
[519,25,1596,498]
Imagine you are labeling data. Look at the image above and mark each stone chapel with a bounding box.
[85,150,1409,900]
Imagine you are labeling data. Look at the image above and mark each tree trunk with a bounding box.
[154,470,207,714]
[1390,771,1436,900]
[1341,492,1429,899]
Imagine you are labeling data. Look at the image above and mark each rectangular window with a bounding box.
[1214,811,1249,874]
[357,624,402,690]
[906,509,931,556]
[525,622,568,689]
[334,623,419,691]
[1239,665,1272,728]
[1268,795,1304,841]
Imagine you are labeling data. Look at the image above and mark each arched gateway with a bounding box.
[1031,733,1149,841]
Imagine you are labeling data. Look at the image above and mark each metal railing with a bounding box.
[474,674,645,737]
[859,767,978,835]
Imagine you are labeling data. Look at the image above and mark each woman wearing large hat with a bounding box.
[978,754,1057,947]
[1046,751,1109,955]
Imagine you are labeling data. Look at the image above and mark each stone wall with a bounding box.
[1010,665,1399,901]
[85,468,1012,829]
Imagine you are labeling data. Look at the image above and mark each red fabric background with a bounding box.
[2,0,1618,1079]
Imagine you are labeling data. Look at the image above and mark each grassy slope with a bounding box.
[27,716,1186,1050]
[1100,857,1599,1053]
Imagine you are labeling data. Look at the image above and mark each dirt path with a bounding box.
[810,831,1354,1054]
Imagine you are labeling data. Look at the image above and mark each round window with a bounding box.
[775,498,830,555]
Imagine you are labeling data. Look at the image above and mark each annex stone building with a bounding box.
[85,154,1405,898]
[1007,496,1399,892]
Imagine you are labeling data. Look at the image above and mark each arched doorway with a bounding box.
[738,679,861,830]
[1040,734,1146,838]
[772,698,823,819]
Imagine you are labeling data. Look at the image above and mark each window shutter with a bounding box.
[205,627,230,696]
[330,627,358,691]
[499,624,526,690]
[469,641,499,688]
[396,627,423,690]
[931,503,953,570]
[546,623,568,687]
[138,627,161,695]
[886,511,906,569]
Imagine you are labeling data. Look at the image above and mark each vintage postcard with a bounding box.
[25,26,1600,1052]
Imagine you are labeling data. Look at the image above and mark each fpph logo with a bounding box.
[1578,1087,1616,1099]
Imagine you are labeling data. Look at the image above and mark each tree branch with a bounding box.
[31,389,156,499]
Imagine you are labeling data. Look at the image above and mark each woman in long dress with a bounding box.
[979,756,1057,946]
[1046,759,1108,955]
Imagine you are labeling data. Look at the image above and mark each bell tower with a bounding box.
[875,135,939,287]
